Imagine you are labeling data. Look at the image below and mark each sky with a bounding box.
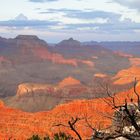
[0,0,140,42]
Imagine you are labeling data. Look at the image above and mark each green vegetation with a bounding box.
[28,132,72,140]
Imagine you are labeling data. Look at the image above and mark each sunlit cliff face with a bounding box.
[58,76,81,88]
[16,77,81,97]
[1,82,140,139]
[113,66,140,85]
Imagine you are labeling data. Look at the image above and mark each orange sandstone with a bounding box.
[0,83,140,139]
[58,77,81,88]
[113,66,140,85]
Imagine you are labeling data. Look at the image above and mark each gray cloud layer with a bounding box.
[113,0,140,11]
[40,9,120,20]
[39,9,140,33]
[0,18,59,28]
[0,9,140,35]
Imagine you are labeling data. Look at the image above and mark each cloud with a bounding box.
[29,0,58,2]
[1,10,140,38]
[113,0,140,11]
[15,14,28,21]
[0,20,58,27]
[65,10,120,20]
[40,9,79,14]
[64,18,140,33]
[40,9,120,21]
[0,14,59,28]
[33,9,140,34]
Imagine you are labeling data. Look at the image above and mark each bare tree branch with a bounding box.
[134,78,140,111]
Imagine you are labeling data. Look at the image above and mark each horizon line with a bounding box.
[1,34,140,44]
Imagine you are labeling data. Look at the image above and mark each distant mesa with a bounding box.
[68,38,75,41]
[14,35,48,50]
[58,76,81,88]
[15,35,39,40]
[57,37,81,47]
[16,83,53,97]
[0,35,94,67]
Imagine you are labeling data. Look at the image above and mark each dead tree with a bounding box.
[54,116,83,140]
[53,79,140,140]
[103,78,140,139]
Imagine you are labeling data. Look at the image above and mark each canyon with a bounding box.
[0,35,140,139]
